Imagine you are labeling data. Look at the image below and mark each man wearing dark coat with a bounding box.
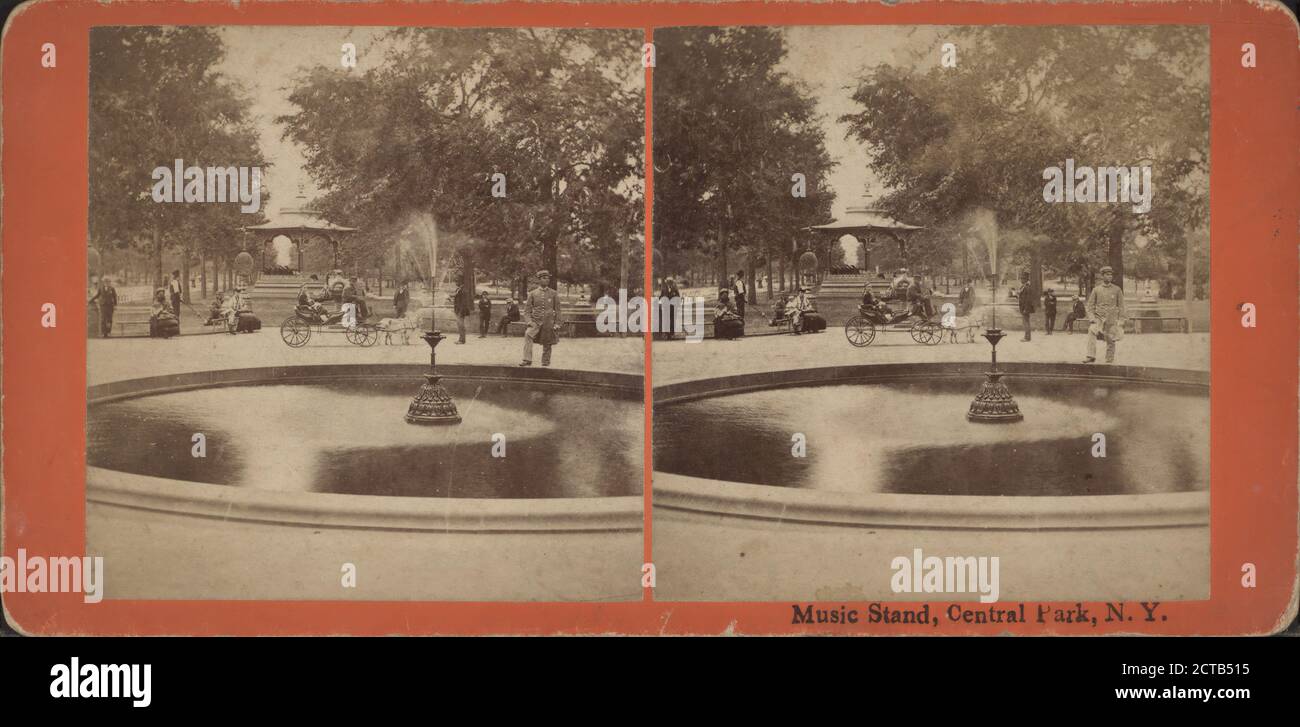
[1017,270,1036,341]
[1042,288,1058,335]
[89,277,118,337]
[451,276,474,344]
[520,269,560,366]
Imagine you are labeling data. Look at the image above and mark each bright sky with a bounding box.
[780,25,942,219]
[216,26,390,214]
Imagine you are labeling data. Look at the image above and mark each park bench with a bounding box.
[111,320,152,337]
[1130,316,1189,333]
[1064,317,1187,334]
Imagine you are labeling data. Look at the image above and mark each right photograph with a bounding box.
[651,25,1210,603]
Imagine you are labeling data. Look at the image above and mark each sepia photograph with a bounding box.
[84,25,647,601]
[650,25,1211,603]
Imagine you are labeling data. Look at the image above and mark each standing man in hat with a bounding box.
[89,276,118,337]
[520,269,560,367]
[1017,270,1036,341]
[732,269,747,320]
[477,291,492,339]
[451,274,473,344]
[1042,287,1058,335]
[1084,265,1126,363]
[168,269,183,330]
[393,280,410,318]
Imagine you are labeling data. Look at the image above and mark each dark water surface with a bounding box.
[654,378,1208,497]
[88,379,643,498]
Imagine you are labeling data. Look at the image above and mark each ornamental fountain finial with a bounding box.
[405,327,462,425]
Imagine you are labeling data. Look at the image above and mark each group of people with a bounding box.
[444,280,524,344]
[855,269,941,325]
[297,271,371,327]
[87,268,259,340]
[771,288,823,334]
[1015,266,1127,363]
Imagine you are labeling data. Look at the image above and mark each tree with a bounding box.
[841,26,1208,298]
[653,27,837,300]
[90,27,267,292]
[280,28,644,293]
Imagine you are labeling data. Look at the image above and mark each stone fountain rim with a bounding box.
[653,361,1207,406]
[88,363,643,405]
[654,472,1208,531]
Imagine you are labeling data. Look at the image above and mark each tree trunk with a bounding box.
[200,250,207,299]
[1184,234,1194,325]
[777,255,785,293]
[181,248,192,304]
[1107,217,1126,292]
[718,236,728,291]
[152,225,164,291]
[618,234,630,338]
[765,253,774,301]
[746,260,757,306]
[1030,243,1042,301]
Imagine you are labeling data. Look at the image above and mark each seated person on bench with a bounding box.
[209,292,226,323]
[790,290,811,335]
[713,289,745,340]
[770,293,790,326]
[149,289,180,338]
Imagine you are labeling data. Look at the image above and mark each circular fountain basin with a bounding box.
[86,365,644,602]
[652,363,1209,602]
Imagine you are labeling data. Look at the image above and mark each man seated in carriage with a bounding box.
[296,275,335,322]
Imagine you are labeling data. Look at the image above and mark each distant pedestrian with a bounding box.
[732,269,747,319]
[168,270,183,330]
[1042,288,1058,335]
[958,279,975,316]
[393,281,409,318]
[1017,271,1035,341]
[477,291,492,338]
[451,276,473,344]
[89,277,118,337]
[657,277,680,340]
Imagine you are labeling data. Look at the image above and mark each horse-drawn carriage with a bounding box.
[844,276,943,347]
[279,304,379,347]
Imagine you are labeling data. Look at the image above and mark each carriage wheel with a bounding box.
[280,316,311,347]
[910,320,940,345]
[345,324,379,347]
[844,316,876,347]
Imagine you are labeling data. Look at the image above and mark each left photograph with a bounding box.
[85,26,646,601]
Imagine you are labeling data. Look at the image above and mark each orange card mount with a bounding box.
[2,0,1298,636]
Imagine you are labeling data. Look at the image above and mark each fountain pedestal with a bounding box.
[406,330,462,425]
[967,328,1023,423]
